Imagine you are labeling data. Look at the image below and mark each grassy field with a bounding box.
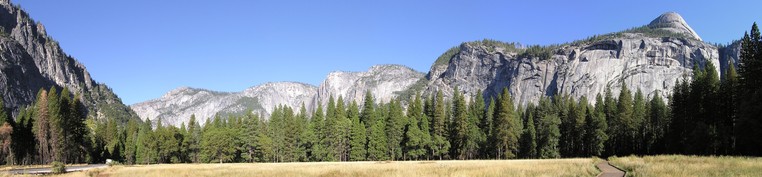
[3,159,599,177]
[609,155,762,177]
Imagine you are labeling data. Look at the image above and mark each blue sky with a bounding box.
[12,0,762,105]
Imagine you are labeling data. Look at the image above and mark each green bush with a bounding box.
[51,161,66,174]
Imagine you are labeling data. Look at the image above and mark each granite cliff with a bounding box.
[133,12,740,127]
[424,12,732,106]
[131,65,424,127]
[0,1,137,122]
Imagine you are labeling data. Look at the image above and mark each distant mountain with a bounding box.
[131,82,316,127]
[423,12,735,106]
[132,12,741,127]
[0,1,137,122]
[131,65,424,127]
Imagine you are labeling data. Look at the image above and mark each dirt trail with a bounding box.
[596,161,625,177]
[4,164,107,174]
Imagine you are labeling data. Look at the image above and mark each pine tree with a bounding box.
[585,94,608,157]
[33,88,52,164]
[520,104,537,159]
[295,104,309,162]
[349,101,367,161]
[240,112,260,162]
[14,105,36,165]
[136,118,156,164]
[668,77,690,154]
[559,96,574,157]
[58,87,76,163]
[404,94,426,160]
[615,84,633,156]
[361,90,376,130]
[256,116,274,162]
[72,94,91,163]
[536,97,560,158]
[309,102,329,161]
[418,94,433,160]
[124,119,139,164]
[482,98,496,158]
[450,87,469,160]
[385,99,405,160]
[737,22,762,155]
[465,92,484,159]
[367,120,388,161]
[492,88,521,159]
[646,91,668,154]
[333,96,351,161]
[631,89,646,154]
[431,91,450,160]
[719,61,739,155]
[185,114,202,162]
[269,106,286,162]
[323,96,338,161]
[281,106,298,162]
[574,97,588,156]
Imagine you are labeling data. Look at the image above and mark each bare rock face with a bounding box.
[132,12,739,127]
[131,82,317,127]
[425,12,724,106]
[0,1,137,121]
[648,12,702,41]
[315,64,425,107]
[242,82,317,116]
[131,65,424,127]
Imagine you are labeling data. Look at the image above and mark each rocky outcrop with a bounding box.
[315,65,424,107]
[425,12,725,106]
[131,82,317,127]
[132,12,738,127]
[131,65,424,127]
[719,40,742,77]
[0,1,137,122]
[648,12,702,41]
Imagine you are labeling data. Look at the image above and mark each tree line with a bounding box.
[0,87,91,165]
[0,23,760,165]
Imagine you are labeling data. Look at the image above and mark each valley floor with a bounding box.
[610,155,762,177]
[6,155,762,177]
[4,159,598,177]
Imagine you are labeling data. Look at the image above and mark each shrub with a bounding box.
[107,159,122,167]
[51,161,66,174]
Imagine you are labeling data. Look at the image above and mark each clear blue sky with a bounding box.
[12,0,762,105]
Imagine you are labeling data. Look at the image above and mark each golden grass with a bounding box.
[3,159,598,177]
[0,169,102,177]
[609,155,762,177]
[0,164,106,177]
[0,164,90,171]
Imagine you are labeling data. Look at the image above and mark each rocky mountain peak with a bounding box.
[165,86,193,96]
[648,12,702,41]
[0,1,138,122]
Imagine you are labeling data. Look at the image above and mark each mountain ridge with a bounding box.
[132,12,739,127]
[131,64,425,127]
[0,1,138,122]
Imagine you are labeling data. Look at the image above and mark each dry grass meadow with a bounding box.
[9,155,762,177]
[609,155,762,177]
[3,159,599,177]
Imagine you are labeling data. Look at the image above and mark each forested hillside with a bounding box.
[67,23,761,163]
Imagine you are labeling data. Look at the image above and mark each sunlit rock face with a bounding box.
[425,12,728,106]
[0,1,138,122]
[132,65,425,127]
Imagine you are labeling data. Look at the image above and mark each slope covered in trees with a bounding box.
[1,23,761,166]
